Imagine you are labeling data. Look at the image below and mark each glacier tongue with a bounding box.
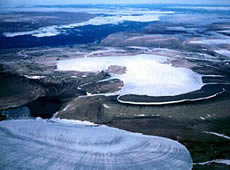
[0,119,193,170]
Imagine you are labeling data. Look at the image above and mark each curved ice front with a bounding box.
[0,119,193,170]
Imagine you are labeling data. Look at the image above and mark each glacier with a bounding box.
[0,119,193,170]
[56,54,204,97]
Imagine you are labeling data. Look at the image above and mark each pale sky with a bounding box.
[0,0,230,7]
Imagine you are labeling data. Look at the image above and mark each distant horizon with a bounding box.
[1,0,230,7]
[1,3,230,9]
[34,3,230,6]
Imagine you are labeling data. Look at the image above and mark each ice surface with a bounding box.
[0,119,193,170]
[57,54,203,97]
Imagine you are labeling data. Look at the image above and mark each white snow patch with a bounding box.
[71,76,77,78]
[203,75,227,78]
[24,75,45,79]
[138,114,145,117]
[218,30,230,34]
[82,91,120,97]
[56,54,204,97]
[4,26,61,38]
[86,92,93,96]
[204,131,230,140]
[103,104,110,109]
[82,75,87,78]
[194,159,230,166]
[200,117,205,120]
[62,104,71,111]
[215,49,230,57]
[52,118,96,126]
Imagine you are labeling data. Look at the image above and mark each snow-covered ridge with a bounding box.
[0,119,193,169]
[57,54,204,97]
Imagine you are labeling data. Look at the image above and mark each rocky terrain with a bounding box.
[0,44,230,170]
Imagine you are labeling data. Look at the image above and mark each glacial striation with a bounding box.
[0,119,193,170]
